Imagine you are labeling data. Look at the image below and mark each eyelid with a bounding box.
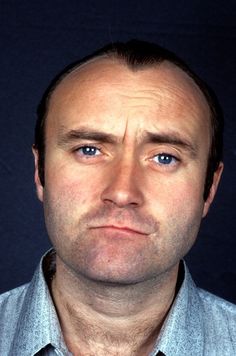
[74,143,102,151]
[154,152,180,160]
[150,148,180,159]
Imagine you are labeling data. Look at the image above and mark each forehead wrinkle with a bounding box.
[162,85,207,117]
[108,82,208,123]
[51,59,209,123]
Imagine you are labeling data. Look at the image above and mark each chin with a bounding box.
[77,262,161,286]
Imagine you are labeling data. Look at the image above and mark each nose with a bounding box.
[101,156,145,208]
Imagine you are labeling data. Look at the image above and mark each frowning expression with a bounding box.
[34,58,222,284]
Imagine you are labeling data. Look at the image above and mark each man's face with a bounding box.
[34,59,222,284]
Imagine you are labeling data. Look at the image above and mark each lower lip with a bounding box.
[91,226,147,238]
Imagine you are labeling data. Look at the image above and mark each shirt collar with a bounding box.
[11,251,205,356]
[151,261,205,355]
[11,250,70,355]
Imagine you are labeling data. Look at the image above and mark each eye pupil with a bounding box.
[82,146,97,155]
[158,154,172,164]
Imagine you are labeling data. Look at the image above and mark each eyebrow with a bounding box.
[57,127,198,157]
[143,131,198,157]
[57,128,118,147]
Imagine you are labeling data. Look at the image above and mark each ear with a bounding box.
[202,162,224,217]
[32,146,44,202]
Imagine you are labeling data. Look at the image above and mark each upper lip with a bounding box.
[91,225,149,235]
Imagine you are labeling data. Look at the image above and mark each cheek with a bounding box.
[146,173,205,218]
[172,181,204,209]
[45,165,105,209]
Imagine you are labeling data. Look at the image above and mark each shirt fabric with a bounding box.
[0,250,236,356]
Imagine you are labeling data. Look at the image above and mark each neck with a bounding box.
[50,257,180,355]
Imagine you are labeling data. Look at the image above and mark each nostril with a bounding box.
[101,180,144,208]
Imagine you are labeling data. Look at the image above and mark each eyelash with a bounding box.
[152,153,180,166]
[75,145,102,157]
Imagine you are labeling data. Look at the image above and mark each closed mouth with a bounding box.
[91,225,148,236]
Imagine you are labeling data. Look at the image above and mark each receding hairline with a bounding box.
[48,53,210,114]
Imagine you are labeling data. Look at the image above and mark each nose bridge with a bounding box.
[101,149,144,207]
[116,152,137,186]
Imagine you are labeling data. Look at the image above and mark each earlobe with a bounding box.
[32,146,44,202]
[202,162,224,217]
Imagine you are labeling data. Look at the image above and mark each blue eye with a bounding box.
[77,146,101,156]
[153,153,178,165]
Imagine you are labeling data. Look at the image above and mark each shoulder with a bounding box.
[198,287,236,317]
[0,284,29,347]
[0,283,29,308]
[0,283,28,298]
[0,251,54,354]
[197,288,236,353]
[0,284,29,320]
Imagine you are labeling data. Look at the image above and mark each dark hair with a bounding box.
[35,39,224,200]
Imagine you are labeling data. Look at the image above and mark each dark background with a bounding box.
[0,1,236,303]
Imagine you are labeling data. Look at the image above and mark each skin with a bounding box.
[33,58,223,355]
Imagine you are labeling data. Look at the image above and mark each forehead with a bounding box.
[47,57,211,140]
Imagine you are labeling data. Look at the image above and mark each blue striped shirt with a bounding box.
[0,250,236,355]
